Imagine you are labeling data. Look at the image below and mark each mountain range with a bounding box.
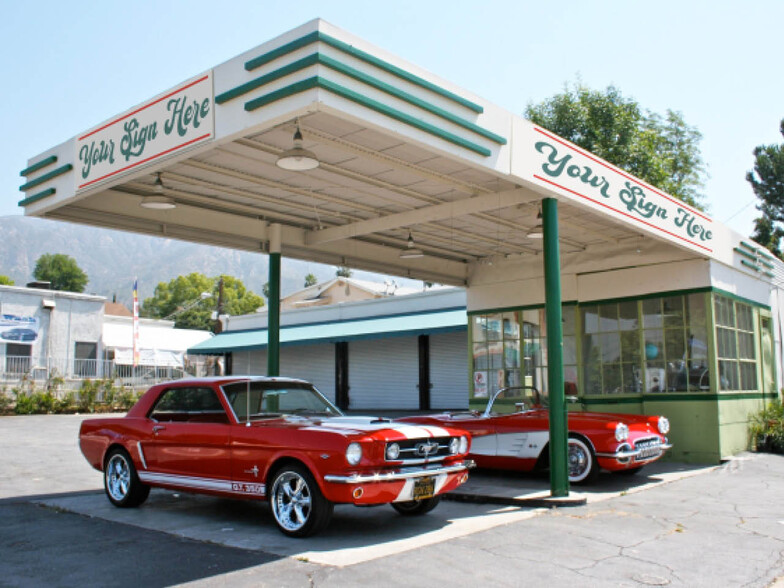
[0,215,422,306]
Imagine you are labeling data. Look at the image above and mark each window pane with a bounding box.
[666,361,688,392]
[503,313,520,338]
[738,332,755,360]
[643,330,664,362]
[504,341,520,368]
[739,362,757,390]
[485,315,503,341]
[664,329,686,364]
[621,330,641,363]
[718,360,739,390]
[686,293,707,327]
[562,307,576,336]
[598,304,619,332]
[619,301,638,331]
[645,362,666,393]
[622,363,642,394]
[563,335,577,365]
[582,306,600,334]
[642,298,662,329]
[600,332,621,363]
[488,341,503,369]
[472,316,486,342]
[473,343,488,370]
[602,363,622,394]
[737,304,754,331]
[662,296,685,328]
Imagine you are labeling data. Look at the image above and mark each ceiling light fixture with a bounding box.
[140,173,176,209]
[400,232,425,259]
[527,208,543,239]
[276,124,319,171]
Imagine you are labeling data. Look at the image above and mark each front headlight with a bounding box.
[459,435,469,454]
[615,423,629,442]
[346,442,362,465]
[449,437,459,454]
[385,442,400,460]
[658,416,670,435]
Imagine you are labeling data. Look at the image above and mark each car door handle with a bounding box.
[152,425,166,434]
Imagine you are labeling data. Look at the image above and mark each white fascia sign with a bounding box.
[515,122,715,257]
[74,72,214,192]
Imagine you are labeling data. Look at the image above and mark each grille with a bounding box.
[386,437,454,464]
[634,437,663,462]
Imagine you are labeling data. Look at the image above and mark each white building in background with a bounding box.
[0,283,212,387]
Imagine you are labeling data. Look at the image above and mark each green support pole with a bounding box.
[267,224,281,377]
[543,197,569,497]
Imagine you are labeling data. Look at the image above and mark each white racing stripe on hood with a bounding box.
[304,417,451,438]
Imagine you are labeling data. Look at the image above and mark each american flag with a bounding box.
[132,278,140,367]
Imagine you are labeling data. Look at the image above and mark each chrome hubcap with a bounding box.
[271,472,312,531]
[106,454,131,501]
[568,442,589,479]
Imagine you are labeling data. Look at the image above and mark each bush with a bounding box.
[750,399,784,454]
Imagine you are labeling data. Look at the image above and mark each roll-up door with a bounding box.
[348,337,418,410]
[430,331,469,409]
[280,343,336,403]
[231,350,267,375]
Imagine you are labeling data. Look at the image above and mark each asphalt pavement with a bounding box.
[1,414,783,587]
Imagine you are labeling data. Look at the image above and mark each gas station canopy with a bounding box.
[18,19,732,289]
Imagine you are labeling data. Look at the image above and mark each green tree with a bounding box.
[747,119,784,259]
[335,266,353,278]
[526,82,706,209]
[304,273,318,287]
[142,273,264,330]
[33,253,88,292]
[0,275,14,286]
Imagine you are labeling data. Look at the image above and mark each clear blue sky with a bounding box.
[4,0,782,238]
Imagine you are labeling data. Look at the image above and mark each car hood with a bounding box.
[267,415,456,440]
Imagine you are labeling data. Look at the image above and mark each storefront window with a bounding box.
[714,295,757,391]
[472,312,520,399]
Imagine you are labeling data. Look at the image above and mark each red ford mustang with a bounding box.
[79,377,471,537]
[399,386,671,484]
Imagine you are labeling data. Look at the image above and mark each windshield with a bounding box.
[486,386,544,416]
[221,381,342,422]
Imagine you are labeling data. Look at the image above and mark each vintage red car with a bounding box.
[398,386,671,484]
[79,377,471,537]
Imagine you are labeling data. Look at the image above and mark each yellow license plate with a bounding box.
[413,476,435,500]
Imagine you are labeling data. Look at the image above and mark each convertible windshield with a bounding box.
[222,381,342,422]
[486,386,545,416]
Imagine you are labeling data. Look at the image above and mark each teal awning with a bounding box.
[188,309,467,354]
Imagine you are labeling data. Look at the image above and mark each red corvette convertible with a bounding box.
[399,386,671,484]
[79,377,471,537]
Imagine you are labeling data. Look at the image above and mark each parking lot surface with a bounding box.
[1,414,783,587]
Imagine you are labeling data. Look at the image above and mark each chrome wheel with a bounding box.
[106,453,132,502]
[103,448,150,508]
[568,437,598,484]
[269,465,332,537]
[271,471,313,533]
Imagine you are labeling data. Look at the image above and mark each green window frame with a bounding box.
[714,294,758,391]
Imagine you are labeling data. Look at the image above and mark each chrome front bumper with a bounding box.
[597,443,673,461]
[324,460,474,484]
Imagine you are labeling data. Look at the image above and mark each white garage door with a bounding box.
[280,343,336,403]
[230,346,336,403]
[430,331,469,409]
[348,336,419,410]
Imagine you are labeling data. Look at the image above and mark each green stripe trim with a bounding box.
[733,247,757,261]
[739,241,758,253]
[18,187,56,207]
[20,155,57,177]
[18,164,73,192]
[219,52,505,145]
[467,301,579,316]
[764,271,775,279]
[581,391,777,404]
[759,259,775,270]
[244,30,484,114]
[244,76,492,157]
[741,259,760,272]
[217,53,319,104]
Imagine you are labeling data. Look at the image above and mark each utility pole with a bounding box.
[214,277,224,334]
